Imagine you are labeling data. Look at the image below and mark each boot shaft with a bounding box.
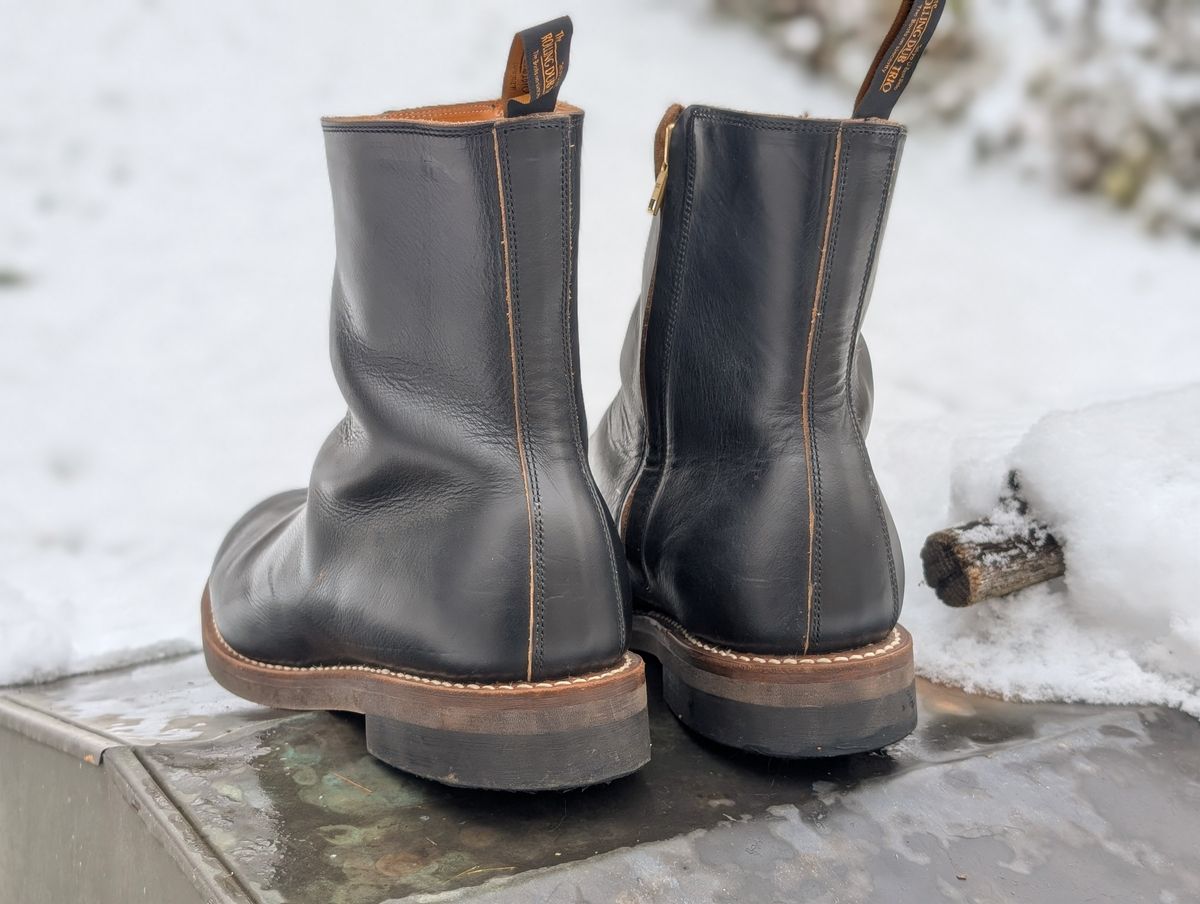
[594,0,949,659]
[206,19,654,791]
[312,109,627,681]
[642,108,903,463]
[322,113,588,473]
[213,97,628,685]
[604,107,903,655]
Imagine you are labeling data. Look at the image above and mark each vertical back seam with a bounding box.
[492,126,539,682]
[501,139,547,673]
[801,126,844,655]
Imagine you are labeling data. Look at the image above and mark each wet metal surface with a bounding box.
[4,655,1200,902]
[0,726,242,904]
[5,653,287,753]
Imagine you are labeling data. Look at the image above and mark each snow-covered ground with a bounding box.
[3,2,1198,715]
[903,388,1200,716]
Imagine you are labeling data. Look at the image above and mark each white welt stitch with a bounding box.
[644,612,903,665]
[209,608,636,690]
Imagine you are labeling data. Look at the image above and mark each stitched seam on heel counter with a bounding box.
[809,130,852,652]
[492,126,541,682]
[801,126,844,655]
[503,138,549,674]
[558,118,628,650]
[505,134,550,675]
[849,134,903,624]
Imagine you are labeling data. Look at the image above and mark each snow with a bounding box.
[901,387,1200,717]
[3,2,1199,717]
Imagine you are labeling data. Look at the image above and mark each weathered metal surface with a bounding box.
[107,747,258,903]
[429,687,1200,902]
[3,654,1199,903]
[2,653,288,757]
[0,696,115,764]
[0,722,244,904]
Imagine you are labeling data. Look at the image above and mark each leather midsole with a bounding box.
[202,588,647,734]
[631,612,913,707]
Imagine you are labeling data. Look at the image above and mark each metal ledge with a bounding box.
[3,654,1199,903]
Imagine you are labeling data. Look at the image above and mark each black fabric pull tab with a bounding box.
[501,16,573,117]
[853,0,946,119]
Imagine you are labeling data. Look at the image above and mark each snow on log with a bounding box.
[921,491,1065,608]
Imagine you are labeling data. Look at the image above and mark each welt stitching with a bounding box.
[809,133,851,651]
[642,610,905,664]
[500,134,547,674]
[636,117,698,582]
[209,600,638,688]
[556,120,628,649]
[849,134,903,622]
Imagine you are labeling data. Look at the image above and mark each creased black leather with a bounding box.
[209,110,629,682]
[592,106,905,655]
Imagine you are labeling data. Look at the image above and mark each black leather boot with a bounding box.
[203,19,650,791]
[592,1,946,756]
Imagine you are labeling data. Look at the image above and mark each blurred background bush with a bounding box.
[716,0,1200,237]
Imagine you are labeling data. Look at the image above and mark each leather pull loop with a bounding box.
[853,0,947,120]
[501,16,573,117]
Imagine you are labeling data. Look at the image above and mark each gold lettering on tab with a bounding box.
[880,0,938,94]
[530,30,566,99]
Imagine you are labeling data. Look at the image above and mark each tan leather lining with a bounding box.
[324,99,583,126]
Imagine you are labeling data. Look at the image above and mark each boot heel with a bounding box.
[363,657,650,791]
[632,613,915,758]
[204,589,649,791]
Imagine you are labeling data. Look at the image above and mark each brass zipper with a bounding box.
[623,106,682,541]
[647,120,676,215]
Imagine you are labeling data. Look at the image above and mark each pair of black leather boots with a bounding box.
[204,2,945,791]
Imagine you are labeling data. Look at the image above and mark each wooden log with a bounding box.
[921,502,1065,608]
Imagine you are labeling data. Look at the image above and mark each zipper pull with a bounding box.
[647,119,676,215]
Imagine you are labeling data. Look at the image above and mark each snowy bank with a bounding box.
[901,386,1200,717]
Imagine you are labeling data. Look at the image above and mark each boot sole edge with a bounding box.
[631,612,916,758]
[201,587,650,791]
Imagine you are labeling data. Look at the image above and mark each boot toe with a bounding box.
[211,489,306,568]
[208,489,306,643]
